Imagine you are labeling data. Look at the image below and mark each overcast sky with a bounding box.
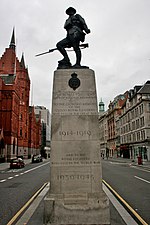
[0,0,150,111]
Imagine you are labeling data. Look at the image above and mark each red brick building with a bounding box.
[0,29,41,162]
[107,93,128,157]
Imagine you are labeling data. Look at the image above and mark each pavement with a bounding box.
[104,156,150,170]
[1,157,149,225]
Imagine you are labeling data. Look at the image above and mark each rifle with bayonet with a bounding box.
[35,43,89,57]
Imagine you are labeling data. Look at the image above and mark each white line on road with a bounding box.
[24,162,49,173]
[134,176,150,184]
[0,179,6,183]
[130,166,150,173]
[110,162,128,165]
[0,162,50,184]
[23,170,29,174]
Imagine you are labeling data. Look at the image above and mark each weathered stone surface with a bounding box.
[44,69,110,225]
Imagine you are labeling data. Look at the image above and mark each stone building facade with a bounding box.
[106,93,128,157]
[34,106,51,158]
[99,81,150,161]
[120,81,150,161]
[98,100,108,157]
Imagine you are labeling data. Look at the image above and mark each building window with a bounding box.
[139,104,144,114]
[120,136,122,144]
[129,134,131,142]
[123,126,125,134]
[142,104,144,114]
[133,133,136,142]
[20,114,22,120]
[140,117,144,127]
[143,130,145,140]
[137,107,139,117]
[137,132,140,141]
[141,130,145,140]
[131,110,135,119]
[135,108,137,117]
[132,121,135,130]
[20,128,22,136]
[129,123,131,131]
[136,119,140,129]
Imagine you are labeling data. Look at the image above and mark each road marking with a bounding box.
[130,165,150,173]
[110,161,128,165]
[0,162,50,184]
[103,182,138,225]
[15,183,49,225]
[6,182,48,225]
[0,179,6,183]
[103,180,148,225]
[24,162,49,173]
[23,170,29,174]
[134,176,150,184]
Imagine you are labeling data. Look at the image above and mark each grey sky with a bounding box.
[0,0,150,110]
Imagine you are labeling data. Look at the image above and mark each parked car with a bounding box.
[32,154,43,163]
[10,158,25,169]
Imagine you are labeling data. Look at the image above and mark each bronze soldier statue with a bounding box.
[56,7,91,69]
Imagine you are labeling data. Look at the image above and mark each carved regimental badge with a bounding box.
[68,72,80,90]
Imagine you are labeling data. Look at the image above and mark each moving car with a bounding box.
[32,154,43,163]
[10,158,25,169]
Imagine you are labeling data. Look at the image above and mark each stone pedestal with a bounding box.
[44,69,110,225]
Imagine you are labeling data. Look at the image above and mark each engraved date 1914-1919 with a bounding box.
[59,130,91,136]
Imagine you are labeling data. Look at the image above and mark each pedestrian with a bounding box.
[106,147,109,160]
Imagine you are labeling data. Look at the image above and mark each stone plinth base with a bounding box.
[44,68,110,225]
[44,192,110,225]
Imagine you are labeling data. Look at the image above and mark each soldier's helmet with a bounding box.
[66,7,76,15]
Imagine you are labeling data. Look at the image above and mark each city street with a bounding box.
[0,160,50,225]
[102,159,150,224]
[0,158,150,225]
